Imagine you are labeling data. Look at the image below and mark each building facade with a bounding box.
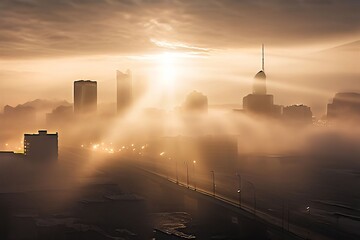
[327,92,360,119]
[283,104,312,124]
[183,90,208,113]
[117,70,132,115]
[24,130,58,161]
[74,80,97,114]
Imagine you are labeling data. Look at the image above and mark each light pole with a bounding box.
[211,170,216,197]
[185,161,189,188]
[159,152,169,179]
[247,180,256,214]
[236,173,242,207]
[193,160,197,190]
[306,206,311,239]
[159,152,169,180]
[175,158,178,184]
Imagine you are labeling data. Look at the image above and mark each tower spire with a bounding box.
[262,44,264,72]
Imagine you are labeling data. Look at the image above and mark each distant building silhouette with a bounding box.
[24,130,58,161]
[46,105,73,125]
[183,90,208,113]
[327,92,360,119]
[283,104,312,124]
[117,70,132,115]
[243,45,279,117]
[74,80,97,115]
[3,105,36,122]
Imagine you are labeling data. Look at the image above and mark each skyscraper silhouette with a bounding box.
[117,70,132,115]
[253,44,267,95]
[243,45,277,116]
[74,80,97,115]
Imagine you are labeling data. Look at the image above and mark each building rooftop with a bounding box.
[254,70,266,79]
[74,80,97,84]
[24,130,58,136]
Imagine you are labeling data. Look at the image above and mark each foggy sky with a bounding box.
[0,0,359,116]
[0,0,359,58]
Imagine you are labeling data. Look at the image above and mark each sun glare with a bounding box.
[160,52,177,91]
[155,52,178,109]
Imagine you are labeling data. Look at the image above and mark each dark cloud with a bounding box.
[0,0,359,59]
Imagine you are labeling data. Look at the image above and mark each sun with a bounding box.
[160,52,177,91]
[155,52,178,109]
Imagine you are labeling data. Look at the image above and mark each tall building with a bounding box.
[243,45,278,116]
[283,104,313,124]
[3,104,36,124]
[46,105,74,126]
[183,90,208,113]
[117,70,132,115]
[24,130,58,161]
[253,44,267,95]
[74,80,97,114]
[327,92,360,119]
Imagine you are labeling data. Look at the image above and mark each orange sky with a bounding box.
[0,0,359,117]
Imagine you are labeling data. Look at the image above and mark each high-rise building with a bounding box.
[243,45,279,117]
[3,104,36,125]
[283,104,313,124]
[183,90,208,113]
[74,80,97,114]
[117,70,132,115]
[327,92,360,119]
[46,105,74,126]
[24,130,58,161]
[253,44,267,95]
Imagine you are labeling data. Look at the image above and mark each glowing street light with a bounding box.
[236,173,242,207]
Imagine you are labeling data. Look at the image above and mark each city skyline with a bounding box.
[0,1,359,116]
[0,2,359,239]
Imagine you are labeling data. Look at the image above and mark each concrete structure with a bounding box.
[243,94,274,115]
[327,92,360,119]
[24,130,58,161]
[3,105,36,125]
[0,151,24,161]
[74,80,97,115]
[283,104,312,124]
[253,70,267,95]
[117,70,132,115]
[46,105,73,125]
[183,90,208,113]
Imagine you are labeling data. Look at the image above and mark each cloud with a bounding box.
[0,0,359,59]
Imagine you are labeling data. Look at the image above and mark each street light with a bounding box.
[159,152,169,179]
[247,180,256,215]
[211,170,216,197]
[236,173,242,207]
[193,160,197,190]
[306,206,311,239]
[174,157,178,184]
[185,161,189,188]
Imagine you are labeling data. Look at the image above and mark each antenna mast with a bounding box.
[262,44,264,71]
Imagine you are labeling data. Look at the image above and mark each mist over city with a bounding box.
[0,0,359,240]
